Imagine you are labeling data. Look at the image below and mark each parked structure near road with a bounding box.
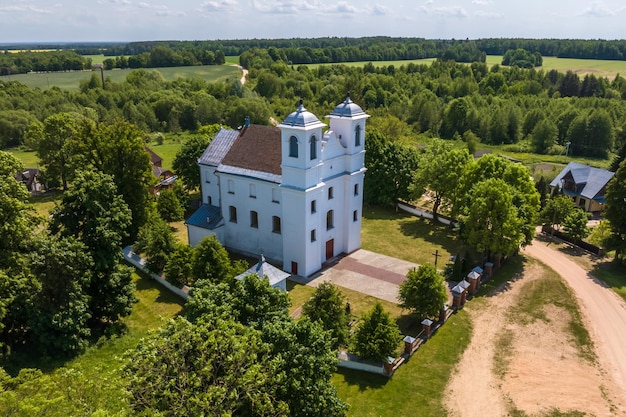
[549,162,614,213]
[186,95,369,278]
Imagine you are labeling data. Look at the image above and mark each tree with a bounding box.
[562,208,590,241]
[540,195,576,232]
[351,302,401,361]
[0,151,36,267]
[49,170,136,323]
[124,317,286,417]
[94,121,154,241]
[462,179,524,258]
[172,131,215,191]
[156,188,184,222]
[302,282,349,349]
[231,274,291,328]
[31,113,95,190]
[410,140,472,219]
[398,264,448,320]
[262,317,348,417]
[163,243,194,286]
[191,235,240,284]
[531,119,558,154]
[134,216,177,274]
[363,129,419,206]
[28,235,93,355]
[604,159,626,262]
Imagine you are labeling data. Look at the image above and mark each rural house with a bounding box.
[186,95,369,277]
[549,162,614,213]
[146,146,177,194]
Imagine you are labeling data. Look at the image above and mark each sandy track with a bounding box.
[523,240,626,389]
[445,239,626,416]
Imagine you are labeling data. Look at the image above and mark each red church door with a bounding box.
[325,239,334,260]
[291,261,298,275]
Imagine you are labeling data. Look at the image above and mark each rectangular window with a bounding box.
[250,211,258,228]
[354,183,359,196]
[328,187,334,200]
[272,216,281,234]
[353,210,358,222]
[229,206,237,223]
[311,199,317,214]
[311,229,316,242]
[205,171,211,183]
[272,188,280,204]
[249,184,256,199]
[208,196,212,206]
[228,179,234,194]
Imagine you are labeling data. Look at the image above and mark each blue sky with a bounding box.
[1,0,625,43]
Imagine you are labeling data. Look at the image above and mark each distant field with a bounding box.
[0,64,242,91]
[311,55,626,79]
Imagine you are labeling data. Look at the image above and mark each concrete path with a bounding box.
[523,240,626,388]
[290,249,418,303]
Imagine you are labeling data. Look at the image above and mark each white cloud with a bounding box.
[332,2,357,14]
[419,5,468,18]
[0,4,52,13]
[372,4,389,15]
[200,0,239,12]
[472,0,492,5]
[579,1,615,17]
[474,10,501,18]
[251,0,317,14]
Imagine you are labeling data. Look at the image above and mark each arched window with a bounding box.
[310,135,317,160]
[326,210,334,230]
[355,125,362,147]
[289,136,298,158]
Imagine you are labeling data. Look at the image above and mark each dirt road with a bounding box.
[523,240,626,388]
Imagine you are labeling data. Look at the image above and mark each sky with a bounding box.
[1,0,626,44]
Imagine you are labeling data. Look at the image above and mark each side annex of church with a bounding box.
[185,95,368,278]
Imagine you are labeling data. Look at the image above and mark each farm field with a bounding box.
[0,64,242,91]
[310,55,626,79]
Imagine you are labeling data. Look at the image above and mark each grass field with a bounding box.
[0,64,241,91]
[309,55,626,79]
[361,205,462,268]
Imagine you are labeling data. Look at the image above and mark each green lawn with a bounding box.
[361,205,462,268]
[333,309,471,417]
[0,64,241,91]
[593,261,626,303]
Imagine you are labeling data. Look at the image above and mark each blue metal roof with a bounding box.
[279,99,324,128]
[550,162,614,201]
[329,93,366,118]
[185,204,222,230]
[198,128,240,166]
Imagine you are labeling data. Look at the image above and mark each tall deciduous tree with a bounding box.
[531,118,558,154]
[124,317,286,417]
[134,215,177,274]
[364,129,419,206]
[95,121,154,241]
[302,282,349,349]
[31,112,95,190]
[172,130,216,191]
[398,264,448,320]
[462,179,525,258]
[191,235,241,284]
[563,208,590,241]
[352,302,401,361]
[49,170,135,323]
[540,195,576,232]
[156,188,184,222]
[604,160,626,262]
[410,140,472,220]
[28,235,93,355]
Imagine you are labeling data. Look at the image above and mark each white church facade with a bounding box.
[185,95,368,278]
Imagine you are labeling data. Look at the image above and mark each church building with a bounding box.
[185,95,368,278]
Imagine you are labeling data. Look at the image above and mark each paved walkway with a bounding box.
[290,249,419,303]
